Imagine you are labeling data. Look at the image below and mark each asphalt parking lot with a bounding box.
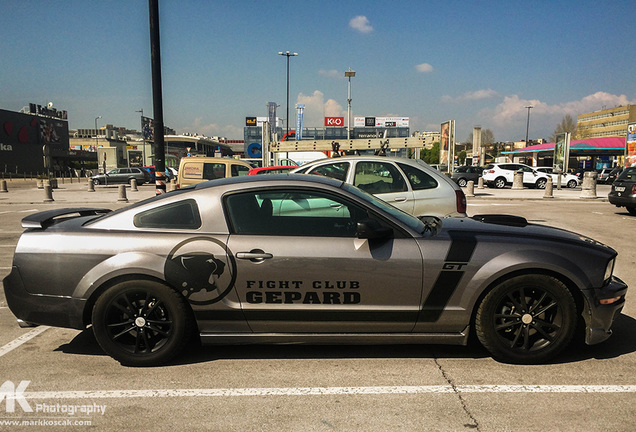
[0,178,634,431]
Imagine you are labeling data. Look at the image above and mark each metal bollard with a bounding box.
[477,177,484,189]
[580,171,598,199]
[43,181,54,202]
[117,184,128,202]
[543,176,554,198]
[466,180,475,197]
[0,179,7,193]
[512,170,524,190]
[87,178,95,192]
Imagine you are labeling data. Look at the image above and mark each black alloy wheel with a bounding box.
[475,274,577,364]
[92,280,193,366]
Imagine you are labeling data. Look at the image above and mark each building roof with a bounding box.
[503,136,625,154]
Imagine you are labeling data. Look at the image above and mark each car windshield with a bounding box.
[340,182,427,233]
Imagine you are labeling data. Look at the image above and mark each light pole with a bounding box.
[278,51,298,139]
[95,115,102,169]
[345,68,356,140]
[136,109,146,166]
[524,105,533,144]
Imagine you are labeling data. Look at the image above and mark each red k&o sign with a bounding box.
[324,117,344,127]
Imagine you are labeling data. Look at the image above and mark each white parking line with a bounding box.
[24,385,636,400]
[0,326,50,358]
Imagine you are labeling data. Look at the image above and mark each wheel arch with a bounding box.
[466,267,585,344]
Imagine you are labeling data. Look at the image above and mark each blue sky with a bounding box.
[1,0,634,143]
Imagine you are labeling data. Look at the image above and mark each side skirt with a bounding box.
[200,327,470,346]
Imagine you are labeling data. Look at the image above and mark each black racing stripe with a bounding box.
[419,232,478,322]
[446,231,477,262]
[419,271,464,322]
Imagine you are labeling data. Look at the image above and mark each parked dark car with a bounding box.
[608,167,636,215]
[451,165,484,187]
[598,166,622,184]
[91,167,151,185]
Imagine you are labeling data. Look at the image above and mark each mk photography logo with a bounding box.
[0,380,31,413]
[1,380,107,416]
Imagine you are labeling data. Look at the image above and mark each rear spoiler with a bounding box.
[21,208,112,229]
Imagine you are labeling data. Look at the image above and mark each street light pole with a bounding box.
[136,109,145,166]
[525,105,533,144]
[278,51,298,139]
[95,115,102,170]
[345,68,356,140]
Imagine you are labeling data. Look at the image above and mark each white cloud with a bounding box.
[442,89,498,103]
[296,90,345,127]
[415,63,434,73]
[318,69,341,79]
[484,91,636,140]
[349,16,373,34]
[184,118,243,139]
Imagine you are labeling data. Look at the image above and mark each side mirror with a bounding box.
[357,218,393,240]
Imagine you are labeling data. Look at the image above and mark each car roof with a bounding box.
[193,173,344,191]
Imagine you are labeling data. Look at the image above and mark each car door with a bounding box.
[224,187,424,333]
[351,161,415,215]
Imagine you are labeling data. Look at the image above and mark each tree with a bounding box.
[420,142,440,164]
[550,114,577,142]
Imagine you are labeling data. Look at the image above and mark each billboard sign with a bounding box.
[553,132,571,173]
[324,117,344,127]
[295,104,305,140]
[440,120,455,172]
[353,116,409,127]
[627,122,636,167]
[245,117,257,127]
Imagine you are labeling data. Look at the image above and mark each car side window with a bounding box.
[354,162,407,194]
[308,162,350,181]
[231,164,250,177]
[203,163,226,180]
[134,199,201,229]
[225,190,368,237]
[397,162,438,190]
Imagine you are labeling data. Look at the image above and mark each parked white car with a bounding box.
[535,167,579,188]
[482,163,550,189]
[292,156,467,218]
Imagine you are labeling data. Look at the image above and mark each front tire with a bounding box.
[92,279,193,366]
[93,179,101,186]
[457,178,467,187]
[475,274,577,364]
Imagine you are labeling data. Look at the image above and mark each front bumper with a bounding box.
[3,266,87,330]
[581,275,628,345]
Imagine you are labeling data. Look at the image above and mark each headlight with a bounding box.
[604,258,615,284]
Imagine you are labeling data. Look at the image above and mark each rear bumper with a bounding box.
[608,193,635,208]
[581,275,628,345]
[3,266,87,330]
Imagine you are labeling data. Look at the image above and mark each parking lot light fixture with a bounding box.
[278,51,298,139]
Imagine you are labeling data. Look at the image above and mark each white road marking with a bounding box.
[0,326,50,358]
[24,385,636,400]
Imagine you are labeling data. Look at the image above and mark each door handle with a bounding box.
[236,250,273,262]
[393,197,407,202]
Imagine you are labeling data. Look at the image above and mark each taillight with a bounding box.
[456,189,467,214]
[632,185,636,194]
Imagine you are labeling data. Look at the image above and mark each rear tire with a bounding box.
[457,178,467,187]
[494,177,506,189]
[627,207,636,216]
[92,279,193,366]
[567,180,577,188]
[535,178,547,189]
[475,274,577,364]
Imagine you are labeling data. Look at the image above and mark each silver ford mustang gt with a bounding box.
[3,175,627,366]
